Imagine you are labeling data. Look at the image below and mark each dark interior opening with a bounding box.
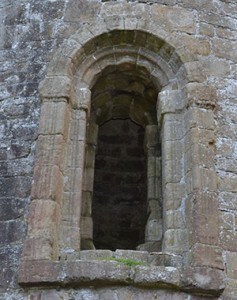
[92,118,147,250]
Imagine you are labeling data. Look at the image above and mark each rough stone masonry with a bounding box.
[0,0,237,299]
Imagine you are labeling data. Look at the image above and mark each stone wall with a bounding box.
[0,0,237,299]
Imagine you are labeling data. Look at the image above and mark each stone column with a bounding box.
[158,89,187,255]
[183,83,224,283]
[80,122,98,250]
[144,125,162,251]
[22,97,69,261]
[60,87,91,259]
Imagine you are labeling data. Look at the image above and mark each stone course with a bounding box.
[0,0,237,299]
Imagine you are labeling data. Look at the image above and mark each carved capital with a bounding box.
[72,87,91,112]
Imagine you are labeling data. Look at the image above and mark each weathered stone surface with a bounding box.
[27,200,60,240]
[163,229,188,254]
[21,237,56,260]
[39,76,72,100]
[133,266,180,287]
[38,100,69,136]
[182,267,225,295]
[186,192,219,245]
[149,252,182,268]
[31,165,63,201]
[226,252,237,280]
[1,0,237,299]
[189,243,224,270]
[151,5,196,34]
[79,250,113,261]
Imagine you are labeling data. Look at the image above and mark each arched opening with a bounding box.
[93,119,147,250]
[81,63,162,251]
[19,19,224,294]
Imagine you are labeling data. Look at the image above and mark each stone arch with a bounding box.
[34,27,191,260]
[19,11,224,295]
[82,62,160,251]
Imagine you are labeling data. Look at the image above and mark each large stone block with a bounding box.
[182,267,225,295]
[145,219,163,242]
[186,191,219,245]
[162,117,184,142]
[186,167,217,194]
[163,159,183,184]
[189,243,224,270]
[175,34,211,56]
[29,290,69,300]
[158,90,183,118]
[68,111,87,141]
[184,143,214,173]
[21,237,57,260]
[81,191,92,217]
[147,177,161,199]
[31,165,63,202]
[35,134,65,167]
[79,250,113,261]
[219,176,237,193]
[184,83,217,109]
[219,210,235,230]
[220,230,237,252]
[151,5,196,34]
[165,210,185,230]
[63,167,83,194]
[27,200,60,240]
[80,216,93,240]
[212,38,237,63]
[184,107,215,130]
[38,101,69,136]
[18,260,61,284]
[64,0,100,23]
[226,252,237,280]
[72,87,91,112]
[61,192,82,224]
[65,140,85,168]
[0,175,32,198]
[182,61,207,83]
[0,198,27,221]
[162,140,183,162]
[184,127,216,153]
[82,167,95,192]
[0,219,26,246]
[133,265,180,287]
[39,76,72,100]
[163,229,188,254]
[59,223,80,254]
[163,183,184,210]
[84,144,96,169]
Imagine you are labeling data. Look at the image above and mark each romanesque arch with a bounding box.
[19,11,224,295]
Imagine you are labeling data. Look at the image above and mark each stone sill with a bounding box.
[19,250,225,297]
[19,259,180,288]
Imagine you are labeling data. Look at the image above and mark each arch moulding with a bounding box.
[19,12,225,296]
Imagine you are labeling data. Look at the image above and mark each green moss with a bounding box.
[101,257,146,267]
